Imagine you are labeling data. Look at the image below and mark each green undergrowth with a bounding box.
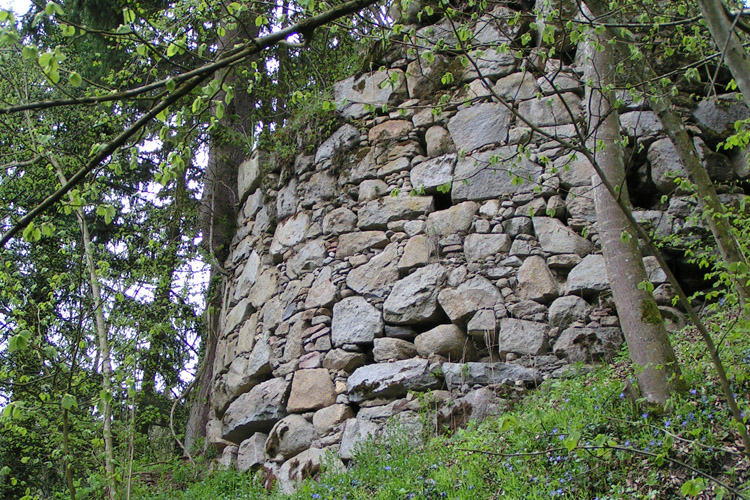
[131,323,750,500]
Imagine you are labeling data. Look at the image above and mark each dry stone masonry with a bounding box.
[204,2,749,491]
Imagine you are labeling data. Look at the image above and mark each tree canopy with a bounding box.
[1,0,750,497]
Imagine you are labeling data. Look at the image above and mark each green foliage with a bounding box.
[2,0,750,497]
[126,321,750,499]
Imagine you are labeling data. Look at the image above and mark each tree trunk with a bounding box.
[584,0,750,310]
[184,287,219,452]
[54,164,116,500]
[696,0,750,108]
[582,14,683,405]
[189,13,260,450]
[650,94,750,308]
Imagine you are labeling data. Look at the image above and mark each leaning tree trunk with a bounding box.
[585,0,750,310]
[582,14,683,405]
[696,0,750,109]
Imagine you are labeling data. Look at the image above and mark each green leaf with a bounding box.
[40,222,54,237]
[499,415,517,432]
[255,15,267,26]
[122,7,136,23]
[61,393,77,411]
[223,85,234,105]
[191,96,203,113]
[562,432,580,452]
[22,45,37,60]
[440,71,454,85]
[99,389,113,404]
[44,2,64,16]
[166,43,178,57]
[436,182,451,194]
[22,222,41,242]
[3,402,22,419]
[165,78,176,92]
[68,71,82,87]
[156,107,169,122]
[681,478,706,497]
[38,51,53,68]
[215,100,225,119]
[9,333,29,352]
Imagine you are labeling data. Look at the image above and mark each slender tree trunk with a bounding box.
[61,408,77,500]
[650,95,750,307]
[585,0,750,310]
[54,164,116,500]
[583,14,683,405]
[696,0,750,107]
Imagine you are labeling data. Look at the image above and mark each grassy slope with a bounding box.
[129,323,750,500]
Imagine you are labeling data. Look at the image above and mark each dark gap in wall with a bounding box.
[434,190,453,210]
[408,309,453,334]
[665,247,714,297]
[625,148,659,210]
[560,44,577,67]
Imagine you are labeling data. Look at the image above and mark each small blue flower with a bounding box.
[642,413,648,419]
[384,466,392,471]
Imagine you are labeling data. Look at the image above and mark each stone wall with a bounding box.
[203,3,749,490]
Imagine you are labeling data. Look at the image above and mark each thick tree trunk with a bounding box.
[199,19,260,262]
[583,17,683,405]
[189,16,259,450]
[183,286,219,453]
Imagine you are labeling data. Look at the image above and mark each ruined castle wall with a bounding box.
[203,3,750,489]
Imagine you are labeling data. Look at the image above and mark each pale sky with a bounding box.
[0,0,30,13]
